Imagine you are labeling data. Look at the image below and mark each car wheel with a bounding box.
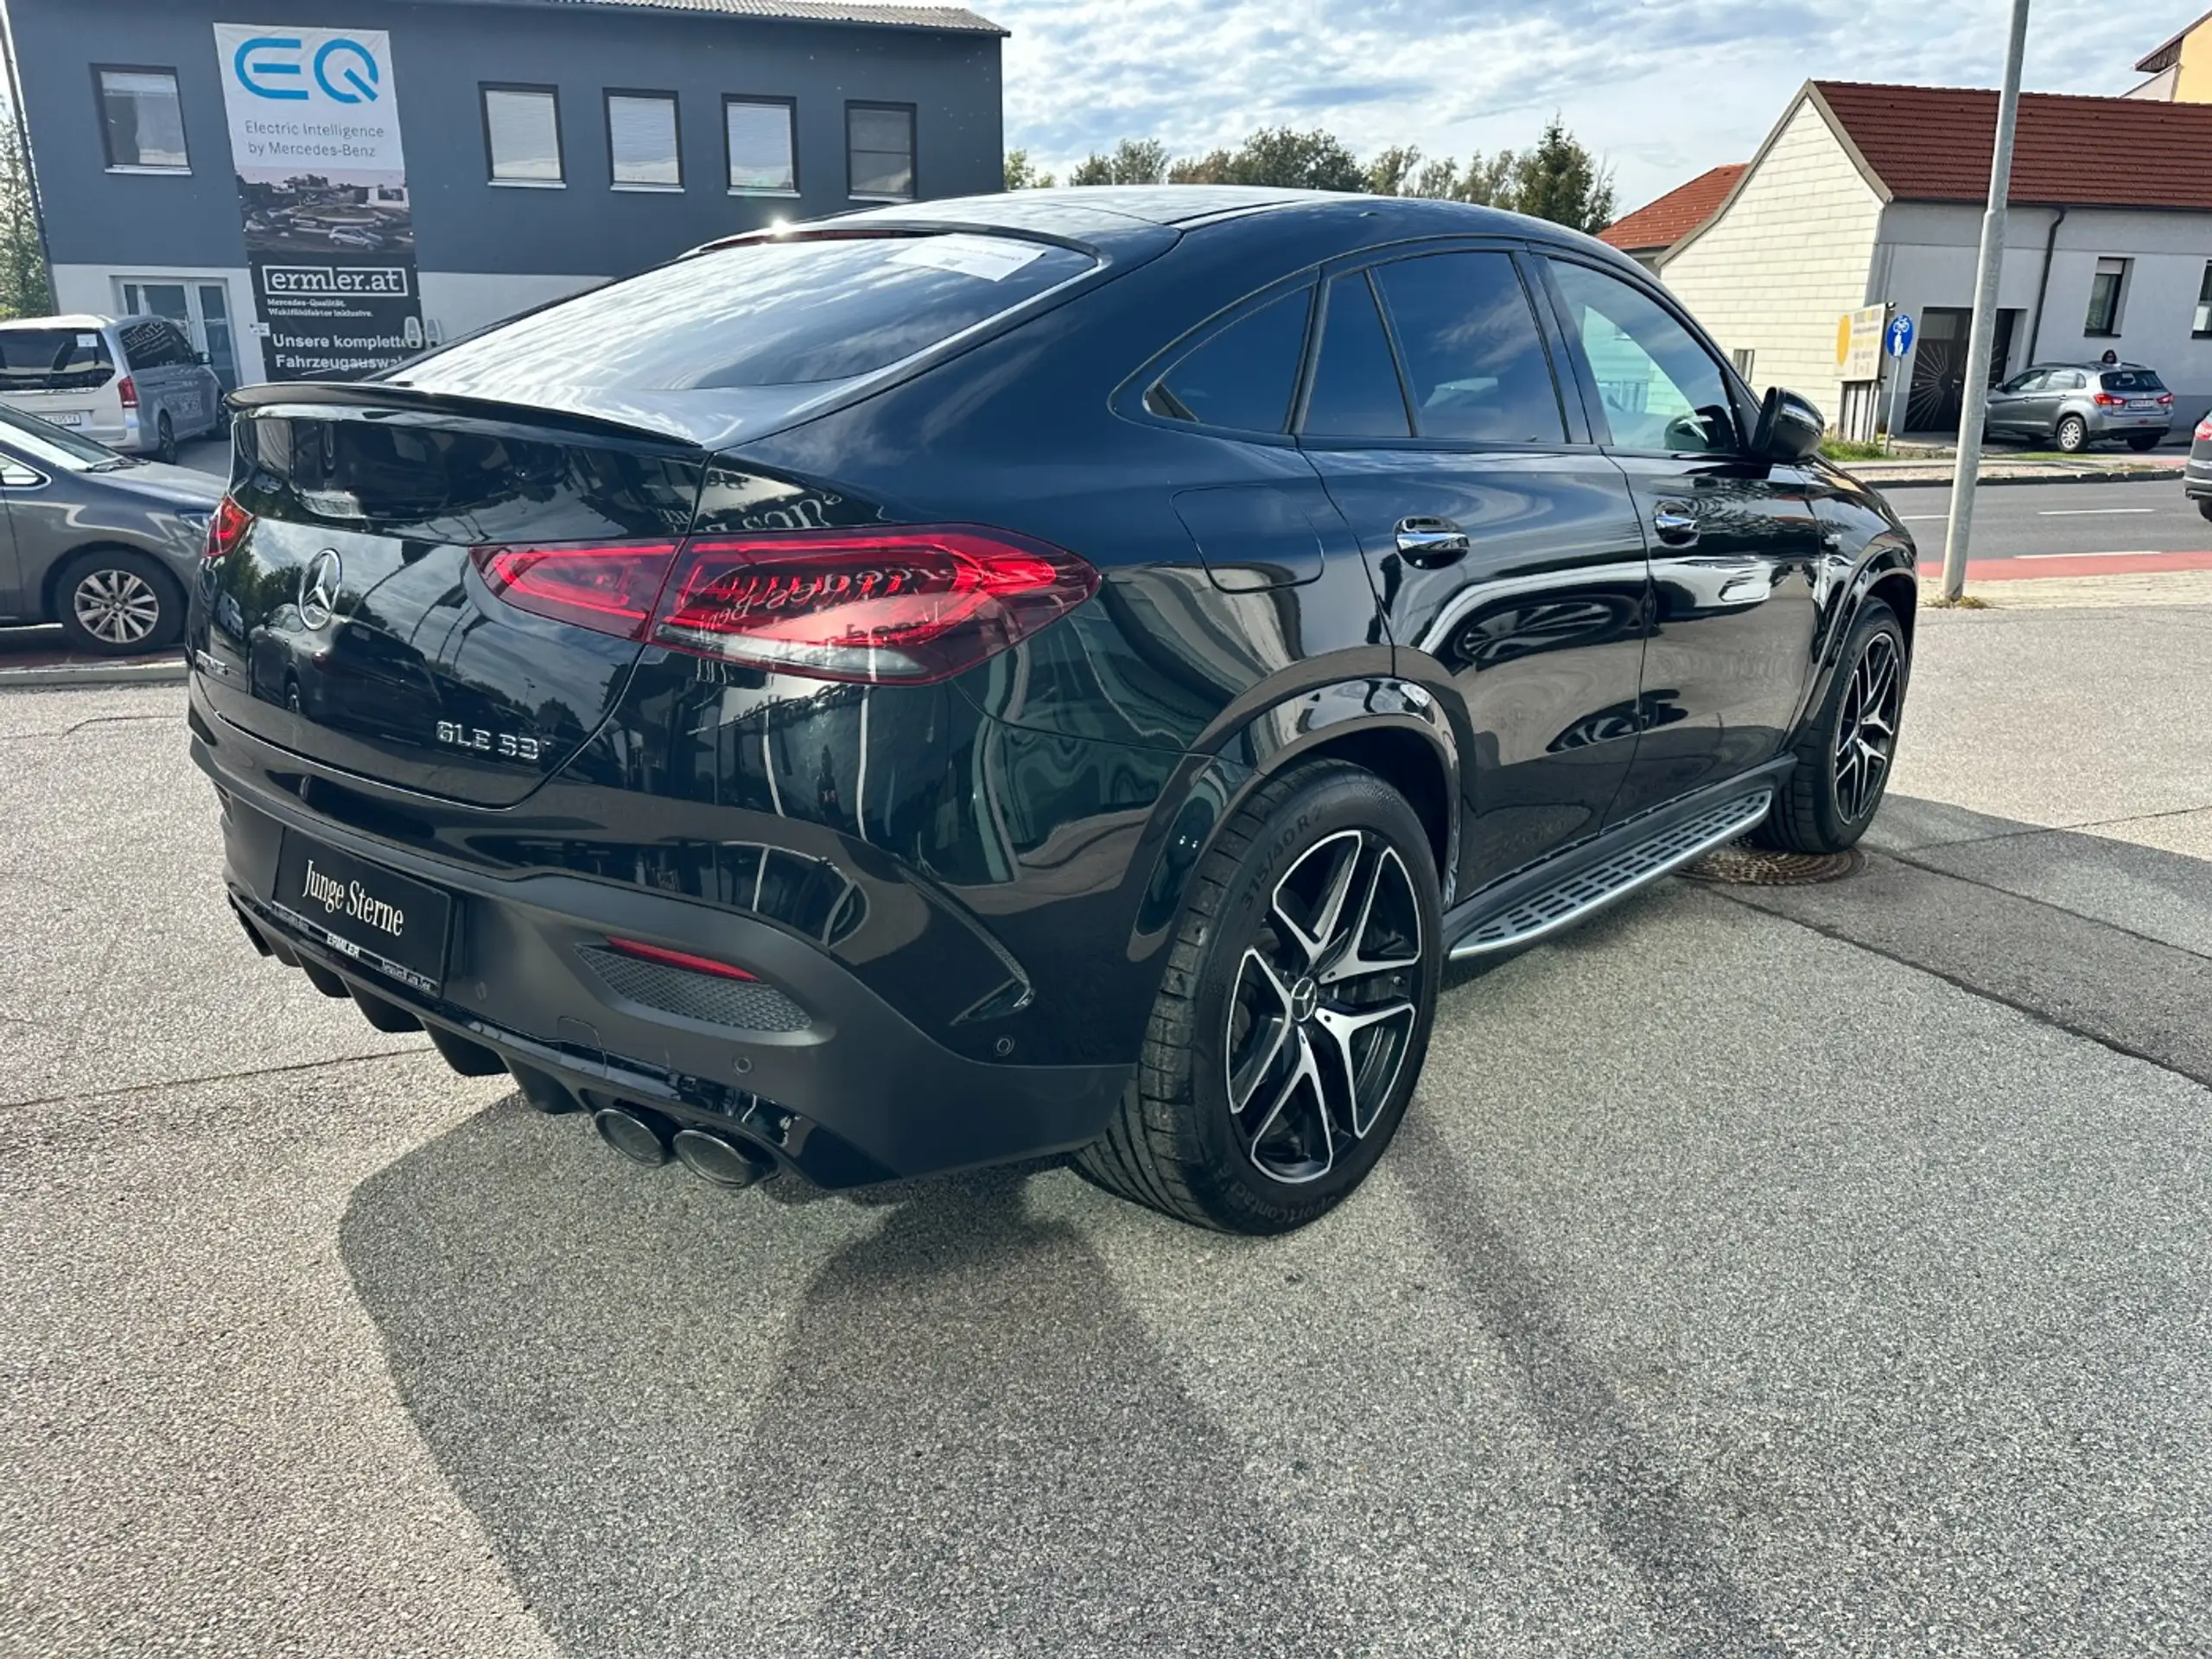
[1075,760,1441,1234]
[2126,435,2161,453]
[55,549,183,656]
[155,413,178,466]
[1750,599,1908,855]
[2054,415,2089,454]
[2199,499,2212,524]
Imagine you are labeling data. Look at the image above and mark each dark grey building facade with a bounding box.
[4,0,1005,385]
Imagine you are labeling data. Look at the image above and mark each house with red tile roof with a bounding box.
[1600,164,1745,270]
[1646,80,2212,437]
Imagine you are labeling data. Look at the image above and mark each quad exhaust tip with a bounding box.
[671,1128,775,1191]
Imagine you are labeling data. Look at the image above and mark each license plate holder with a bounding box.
[51,410,87,428]
[270,831,452,995]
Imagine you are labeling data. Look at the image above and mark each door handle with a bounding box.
[1394,517,1470,567]
[1651,501,1700,545]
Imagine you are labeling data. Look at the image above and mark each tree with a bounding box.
[1368,146,1518,206]
[1189,126,1365,192]
[1506,116,1615,233]
[0,113,51,320]
[1067,137,1169,187]
[1002,149,1055,190]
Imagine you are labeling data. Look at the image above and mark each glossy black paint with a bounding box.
[189,188,1916,1187]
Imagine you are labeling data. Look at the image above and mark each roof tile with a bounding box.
[1599,163,1745,252]
[535,0,1004,32]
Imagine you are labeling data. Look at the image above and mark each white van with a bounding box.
[0,314,226,464]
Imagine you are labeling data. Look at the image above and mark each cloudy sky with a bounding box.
[995,0,2208,211]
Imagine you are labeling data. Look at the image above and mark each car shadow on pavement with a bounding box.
[339,1098,1353,1658]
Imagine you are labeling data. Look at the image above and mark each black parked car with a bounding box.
[191,188,1916,1234]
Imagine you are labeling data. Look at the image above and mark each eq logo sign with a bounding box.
[233,35,383,103]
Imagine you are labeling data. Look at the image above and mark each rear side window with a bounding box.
[120,320,186,368]
[1147,287,1311,431]
[0,327,117,391]
[1303,273,1410,439]
[1374,252,1566,443]
[393,233,1094,397]
[2101,369,2164,392]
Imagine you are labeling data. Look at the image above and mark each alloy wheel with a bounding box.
[73,568,162,647]
[1224,829,1424,1185]
[1833,632,1902,823]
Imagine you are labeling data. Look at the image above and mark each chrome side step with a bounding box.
[1447,788,1774,960]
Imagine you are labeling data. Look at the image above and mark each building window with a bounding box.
[2083,257,2128,337]
[482,86,564,186]
[607,92,680,190]
[847,103,914,201]
[1731,346,1757,382]
[725,98,797,194]
[96,67,188,172]
[2194,262,2212,340]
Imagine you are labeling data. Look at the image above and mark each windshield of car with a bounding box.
[0,327,118,392]
[0,402,132,471]
[391,232,1097,402]
[2100,370,2164,393]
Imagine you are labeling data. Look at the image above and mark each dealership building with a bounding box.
[2,0,1006,387]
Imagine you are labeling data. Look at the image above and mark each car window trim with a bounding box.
[1294,267,1418,443]
[1534,250,1763,461]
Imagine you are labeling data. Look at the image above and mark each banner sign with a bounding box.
[213,25,425,380]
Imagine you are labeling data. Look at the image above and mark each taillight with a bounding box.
[473,542,679,638]
[605,938,760,982]
[2158,393,2174,406]
[203,494,252,561]
[118,376,138,410]
[472,525,1098,685]
[2093,392,2124,408]
[2198,416,2212,442]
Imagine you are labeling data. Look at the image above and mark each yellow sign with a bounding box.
[1836,304,1887,382]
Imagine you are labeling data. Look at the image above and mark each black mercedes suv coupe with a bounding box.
[190,188,1916,1234]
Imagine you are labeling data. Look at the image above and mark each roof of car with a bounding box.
[0,314,116,330]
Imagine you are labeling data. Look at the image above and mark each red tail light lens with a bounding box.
[472,542,680,638]
[203,494,252,561]
[2198,416,2212,442]
[118,375,138,410]
[471,525,1097,684]
[2093,392,2124,408]
[2158,393,2174,406]
[606,938,759,982]
[655,528,1097,683]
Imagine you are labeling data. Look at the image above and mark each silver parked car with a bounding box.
[0,404,222,654]
[0,313,226,464]
[1985,362,2176,453]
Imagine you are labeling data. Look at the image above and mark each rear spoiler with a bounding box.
[227,379,701,450]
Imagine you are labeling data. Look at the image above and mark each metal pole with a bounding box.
[1940,0,2032,601]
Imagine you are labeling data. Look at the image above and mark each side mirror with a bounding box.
[1753,387,1825,462]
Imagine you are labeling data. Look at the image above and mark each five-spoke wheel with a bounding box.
[1832,630,1902,825]
[1751,597,1910,855]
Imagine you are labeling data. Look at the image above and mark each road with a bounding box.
[4,594,2212,1655]
[1882,477,2212,581]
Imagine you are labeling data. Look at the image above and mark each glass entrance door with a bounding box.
[119,279,243,391]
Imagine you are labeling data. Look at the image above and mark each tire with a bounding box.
[1751,599,1908,855]
[154,413,177,467]
[54,549,183,657]
[2054,415,2089,454]
[1075,760,1442,1235]
[2199,499,2212,524]
[2126,434,2161,453]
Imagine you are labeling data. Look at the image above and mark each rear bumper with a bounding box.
[2185,457,2212,499]
[213,779,1134,1189]
[2085,411,2173,438]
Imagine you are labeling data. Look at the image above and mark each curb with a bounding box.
[1847,466,2185,491]
[0,658,188,690]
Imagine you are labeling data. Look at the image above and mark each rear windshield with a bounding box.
[2101,370,2164,392]
[393,233,1095,398]
[0,404,129,471]
[0,327,116,392]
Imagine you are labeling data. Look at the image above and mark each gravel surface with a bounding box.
[3,612,2211,1656]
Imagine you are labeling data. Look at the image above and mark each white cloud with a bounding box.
[995,0,2207,209]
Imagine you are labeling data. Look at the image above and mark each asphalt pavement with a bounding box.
[1889,476,2212,581]
[4,594,2212,1656]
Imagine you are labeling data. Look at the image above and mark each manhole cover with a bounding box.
[1679,842,1865,887]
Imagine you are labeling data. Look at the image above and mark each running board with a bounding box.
[1447,788,1774,960]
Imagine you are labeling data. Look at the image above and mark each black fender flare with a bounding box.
[1124,674,1465,958]
[1789,537,1918,738]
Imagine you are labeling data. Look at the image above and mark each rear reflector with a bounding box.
[605,938,760,982]
[204,494,252,561]
[472,525,1097,685]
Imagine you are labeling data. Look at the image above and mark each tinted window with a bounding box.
[395,233,1094,395]
[120,321,178,368]
[0,327,115,391]
[1303,273,1410,439]
[1548,260,1737,454]
[1374,252,1565,443]
[2101,369,2164,392]
[1149,288,1311,431]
